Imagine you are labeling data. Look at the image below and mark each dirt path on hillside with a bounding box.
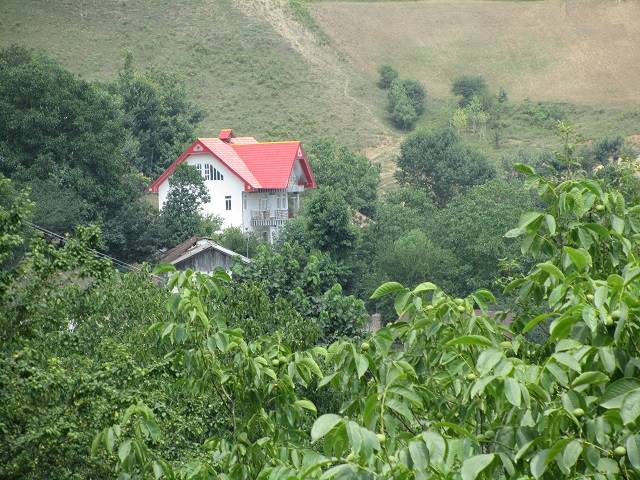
[233,0,396,165]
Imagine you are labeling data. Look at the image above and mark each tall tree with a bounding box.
[161,164,210,245]
[395,128,495,206]
[0,45,137,234]
[116,52,204,176]
[307,139,380,217]
[304,187,359,259]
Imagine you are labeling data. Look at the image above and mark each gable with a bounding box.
[149,134,317,193]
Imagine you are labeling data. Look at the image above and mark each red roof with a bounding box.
[148,131,316,193]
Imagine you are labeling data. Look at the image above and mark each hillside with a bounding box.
[2,0,640,188]
[0,0,388,148]
[312,0,640,105]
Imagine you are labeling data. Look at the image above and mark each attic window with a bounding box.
[203,164,224,181]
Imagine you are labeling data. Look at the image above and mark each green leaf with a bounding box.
[446,335,494,348]
[537,261,564,281]
[356,354,369,379]
[504,377,522,408]
[562,439,583,470]
[563,246,592,272]
[370,282,404,299]
[531,450,549,479]
[599,379,640,409]
[476,349,502,375]
[523,312,556,334]
[412,282,437,294]
[627,435,640,471]
[294,399,317,415]
[621,390,640,425]
[514,163,536,176]
[118,439,131,463]
[153,263,176,274]
[544,214,556,235]
[612,214,625,234]
[311,414,342,442]
[571,371,609,389]
[518,211,543,229]
[461,454,495,480]
[409,439,430,471]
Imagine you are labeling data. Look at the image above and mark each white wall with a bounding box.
[157,153,245,229]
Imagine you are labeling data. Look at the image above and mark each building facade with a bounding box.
[148,129,316,243]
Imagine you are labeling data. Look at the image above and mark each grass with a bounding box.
[311,0,640,105]
[1,0,639,189]
[0,0,385,148]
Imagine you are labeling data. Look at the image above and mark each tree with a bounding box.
[99,167,640,479]
[161,164,210,245]
[432,179,535,294]
[395,128,496,206]
[116,52,204,176]
[304,187,359,258]
[378,229,458,293]
[215,226,260,258]
[399,78,426,116]
[377,64,398,89]
[306,139,381,217]
[0,45,138,235]
[451,74,489,107]
[387,80,418,130]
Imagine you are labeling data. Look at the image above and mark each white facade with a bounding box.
[157,153,309,243]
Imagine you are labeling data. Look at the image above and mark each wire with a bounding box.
[23,221,161,278]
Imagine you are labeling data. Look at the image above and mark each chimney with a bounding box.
[218,129,233,142]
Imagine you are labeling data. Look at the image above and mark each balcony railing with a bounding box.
[250,209,289,226]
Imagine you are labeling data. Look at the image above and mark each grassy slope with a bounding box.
[0,0,386,148]
[312,0,640,178]
[2,0,639,187]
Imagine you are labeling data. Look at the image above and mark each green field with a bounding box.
[2,0,639,186]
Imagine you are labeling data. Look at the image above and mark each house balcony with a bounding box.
[250,209,290,226]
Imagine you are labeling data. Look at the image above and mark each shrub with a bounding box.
[377,64,398,89]
[451,74,488,107]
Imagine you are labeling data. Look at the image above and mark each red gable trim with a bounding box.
[297,144,317,189]
[148,139,255,193]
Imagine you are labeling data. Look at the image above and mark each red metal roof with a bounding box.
[148,132,316,193]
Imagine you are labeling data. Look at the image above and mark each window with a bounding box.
[259,197,268,211]
[243,194,246,210]
[276,193,287,210]
[195,163,203,176]
[225,195,231,211]
[202,164,224,181]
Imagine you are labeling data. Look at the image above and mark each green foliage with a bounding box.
[304,187,359,258]
[162,164,211,245]
[400,78,426,116]
[378,229,458,292]
[520,98,568,129]
[307,139,381,216]
[220,282,321,350]
[377,64,399,89]
[395,128,496,206]
[451,74,489,107]
[214,226,260,258]
[95,167,640,479]
[387,77,426,130]
[0,45,137,235]
[233,242,368,342]
[433,179,535,294]
[116,52,204,176]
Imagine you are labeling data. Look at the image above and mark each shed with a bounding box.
[159,237,250,273]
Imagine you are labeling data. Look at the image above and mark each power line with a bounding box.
[24,221,159,277]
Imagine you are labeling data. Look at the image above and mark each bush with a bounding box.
[377,64,398,89]
[451,74,488,107]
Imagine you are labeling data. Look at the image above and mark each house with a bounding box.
[159,236,250,273]
[148,129,317,243]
